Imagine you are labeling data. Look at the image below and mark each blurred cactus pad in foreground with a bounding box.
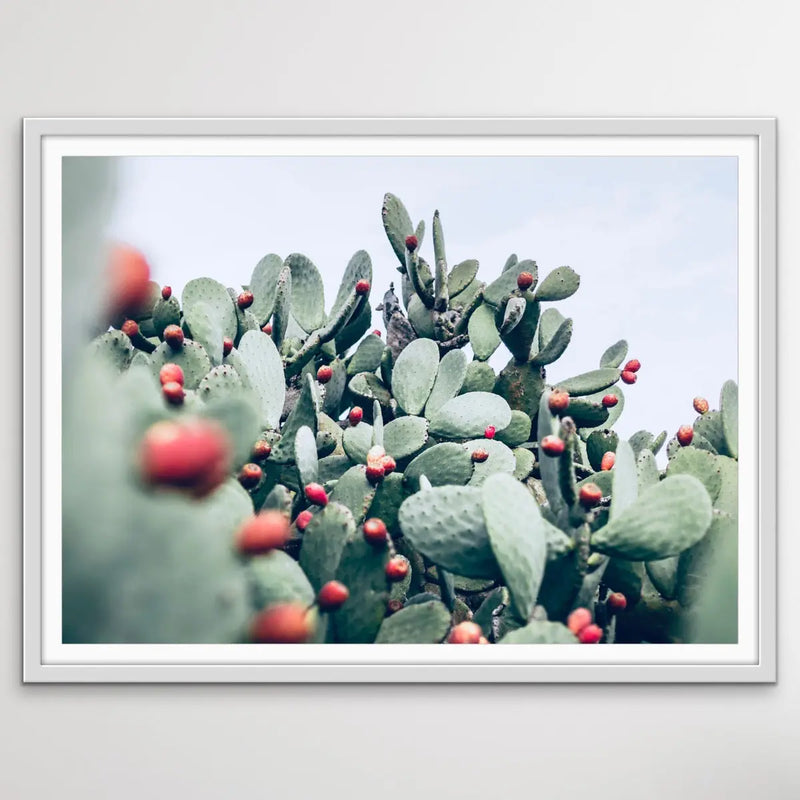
[63,167,738,645]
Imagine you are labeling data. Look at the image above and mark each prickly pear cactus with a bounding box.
[63,192,738,646]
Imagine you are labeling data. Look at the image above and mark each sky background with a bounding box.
[104,155,738,449]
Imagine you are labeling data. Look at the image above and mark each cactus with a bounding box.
[63,191,738,645]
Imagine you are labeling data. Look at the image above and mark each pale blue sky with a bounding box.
[105,155,738,447]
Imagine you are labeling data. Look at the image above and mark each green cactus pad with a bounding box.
[329,466,377,524]
[236,330,286,430]
[333,533,391,643]
[636,449,660,489]
[425,349,468,417]
[500,296,526,336]
[334,301,372,354]
[512,447,536,480]
[428,392,512,439]
[538,307,566,349]
[579,386,625,437]
[91,330,134,371]
[271,374,318,463]
[407,294,436,338]
[271,265,292,345]
[197,364,244,403]
[496,410,532,447]
[467,303,501,361]
[342,421,373,464]
[465,439,516,487]
[382,193,415,264]
[299,501,355,591]
[461,360,496,394]
[447,259,479,296]
[404,443,474,492]
[152,295,181,338]
[600,339,628,369]
[645,556,679,600]
[130,351,151,370]
[150,340,212,390]
[294,425,319,487]
[398,485,499,579]
[577,468,614,496]
[482,474,548,620]
[383,416,429,461]
[531,316,573,367]
[200,395,262,469]
[692,410,727,455]
[495,360,546,420]
[536,390,567,519]
[534,265,580,301]
[183,301,225,365]
[366,472,405,536]
[347,333,384,375]
[484,259,537,307]
[666,446,723,504]
[610,440,639,519]
[330,250,373,320]
[586,429,619,472]
[374,600,451,644]
[317,455,353,484]
[450,277,484,311]
[182,277,237,339]
[556,368,620,397]
[720,379,738,458]
[247,549,316,611]
[500,297,541,363]
[249,253,284,325]
[348,372,392,407]
[591,474,713,561]
[472,587,507,636]
[283,253,325,333]
[321,358,347,417]
[371,400,383,447]
[498,620,578,644]
[391,338,440,415]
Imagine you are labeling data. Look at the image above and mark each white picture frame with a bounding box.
[23,117,777,683]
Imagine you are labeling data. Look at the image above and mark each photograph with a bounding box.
[23,119,772,681]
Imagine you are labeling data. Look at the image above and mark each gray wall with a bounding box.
[1,2,795,797]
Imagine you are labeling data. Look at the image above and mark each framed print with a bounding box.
[22,117,776,683]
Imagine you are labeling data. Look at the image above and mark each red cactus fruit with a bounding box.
[238,462,263,489]
[372,329,382,337]
[355,279,371,295]
[516,271,534,291]
[348,406,363,426]
[295,509,313,531]
[602,394,618,408]
[471,448,489,463]
[620,370,637,385]
[163,324,184,349]
[381,455,397,475]
[624,359,641,373]
[121,319,139,337]
[161,285,172,300]
[235,511,290,555]
[484,425,496,440]
[579,482,603,508]
[106,244,151,316]
[567,607,593,635]
[262,323,273,336]
[405,234,419,252]
[600,451,616,471]
[159,363,184,386]
[316,365,333,384]
[252,440,272,461]
[447,621,483,644]
[363,517,388,546]
[365,462,385,485]
[237,290,254,310]
[385,556,410,582]
[578,624,603,644]
[250,603,313,643]
[139,418,232,497]
[318,581,349,611]
[304,483,328,507]
[387,599,403,615]
[540,435,565,456]
[162,381,185,406]
[222,337,234,357]
[677,425,694,447]
[548,389,570,413]
[693,396,709,415]
[607,592,628,612]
